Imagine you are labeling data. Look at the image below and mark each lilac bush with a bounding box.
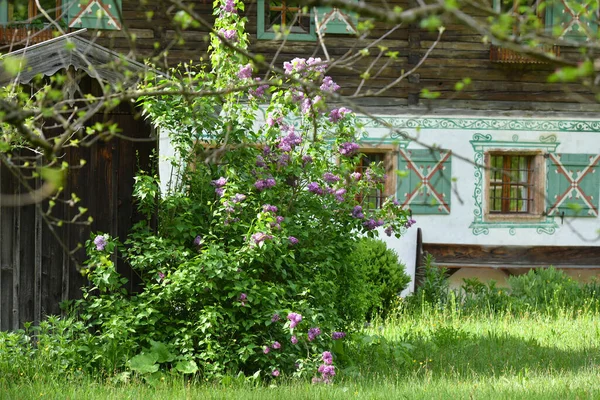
[72,0,412,381]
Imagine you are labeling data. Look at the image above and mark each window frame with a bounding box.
[257,0,316,41]
[355,144,397,210]
[483,149,546,222]
[0,0,63,26]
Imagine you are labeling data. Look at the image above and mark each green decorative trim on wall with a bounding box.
[359,117,600,133]
[257,0,317,41]
[469,133,560,236]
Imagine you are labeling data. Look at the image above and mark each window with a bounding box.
[492,0,598,40]
[355,147,397,210]
[489,154,534,213]
[2,0,61,24]
[484,151,545,219]
[0,0,122,30]
[257,0,357,41]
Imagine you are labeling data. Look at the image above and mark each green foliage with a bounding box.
[337,238,410,324]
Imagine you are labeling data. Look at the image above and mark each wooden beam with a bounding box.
[423,244,600,267]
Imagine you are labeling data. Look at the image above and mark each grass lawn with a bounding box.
[3,309,600,399]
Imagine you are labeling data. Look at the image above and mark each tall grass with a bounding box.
[3,305,600,399]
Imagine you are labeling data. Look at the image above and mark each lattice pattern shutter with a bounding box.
[547,0,598,40]
[546,153,600,217]
[315,1,358,35]
[67,0,122,30]
[397,149,452,214]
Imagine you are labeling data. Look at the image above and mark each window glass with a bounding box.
[267,1,311,33]
[489,154,534,214]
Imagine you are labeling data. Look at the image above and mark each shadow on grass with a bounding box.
[345,325,600,379]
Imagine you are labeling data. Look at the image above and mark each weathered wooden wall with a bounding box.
[85,0,600,112]
[0,90,155,331]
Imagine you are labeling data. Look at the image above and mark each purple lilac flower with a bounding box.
[329,107,351,123]
[211,177,227,187]
[318,364,336,383]
[320,76,340,92]
[254,178,276,191]
[385,226,394,237]
[302,155,313,166]
[263,346,270,354]
[322,172,340,184]
[308,182,324,195]
[224,217,240,225]
[276,216,284,224]
[219,28,236,41]
[307,57,326,72]
[194,235,202,247]
[215,187,225,197]
[266,115,282,128]
[222,0,235,13]
[308,327,322,341]
[277,153,290,168]
[287,312,302,328]
[405,218,416,228]
[301,97,312,114]
[251,232,273,245]
[263,204,278,213]
[272,369,280,377]
[291,335,298,344]
[232,193,246,203]
[322,351,333,365]
[350,172,362,181]
[312,377,322,384]
[94,235,107,251]
[249,78,268,98]
[224,201,235,213]
[278,127,303,151]
[352,205,364,219]
[272,341,281,350]
[339,142,360,156]
[263,146,272,156]
[271,313,280,322]
[363,218,385,231]
[332,331,346,340]
[288,236,299,245]
[239,293,247,301]
[256,155,267,168]
[334,188,346,203]
[237,63,253,79]
[158,272,165,281]
[237,63,253,80]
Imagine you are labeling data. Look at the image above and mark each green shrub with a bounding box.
[337,238,410,324]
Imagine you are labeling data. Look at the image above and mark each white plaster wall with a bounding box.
[363,115,600,249]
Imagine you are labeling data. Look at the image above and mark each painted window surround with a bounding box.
[484,149,546,221]
[470,133,560,236]
[257,0,316,41]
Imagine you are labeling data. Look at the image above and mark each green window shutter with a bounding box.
[315,2,358,35]
[546,0,598,41]
[67,0,122,30]
[397,149,452,214]
[546,153,600,217]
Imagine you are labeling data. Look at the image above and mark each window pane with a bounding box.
[9,0,29,22]
[488,153,534,214]
[267,1,310,33]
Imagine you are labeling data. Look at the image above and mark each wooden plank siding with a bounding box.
[422,243,600,269]
[70,0,600,112]
[0,79,155,331]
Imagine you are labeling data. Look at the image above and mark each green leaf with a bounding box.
[129,352,159,374]
[149,340,176,363]
[2,56,26,77]
[175,359,198,374]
